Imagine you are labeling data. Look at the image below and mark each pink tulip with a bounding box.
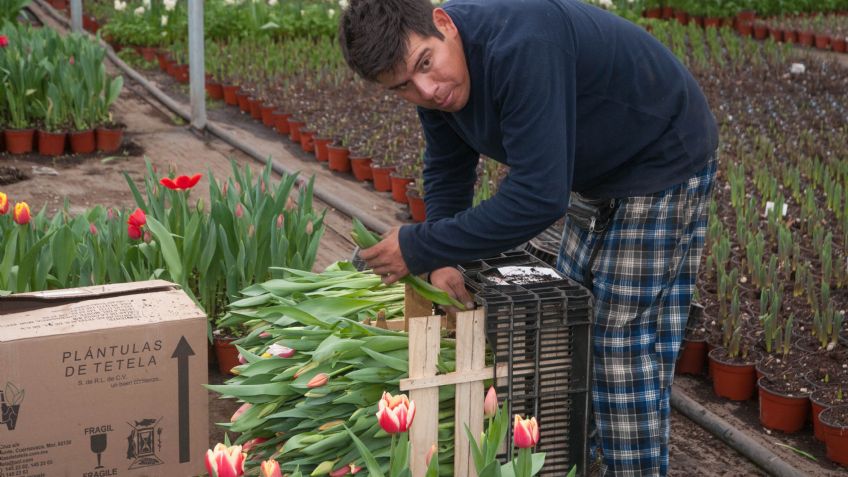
[89,223,98,236]
[235,203,244,218]
[305,220,313,234]
[376,391,416,434]
[260,460,283,477]
[483,386,498,418]
[259,331,271,338]
[425,444,437,466]
[267,343,295,358]
[205,443,245,477]
[231,403,252,422]
[276,214,284,228]
[238,353,247,365]
[242,436,269,453]
[329,466,350,477]
[306,373,329,388]
[513,415,540,449]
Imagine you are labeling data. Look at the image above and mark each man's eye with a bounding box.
[422,58,431,69]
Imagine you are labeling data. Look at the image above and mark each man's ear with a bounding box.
[432,8,457,37]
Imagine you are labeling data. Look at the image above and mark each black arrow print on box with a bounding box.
[171,336,195,463]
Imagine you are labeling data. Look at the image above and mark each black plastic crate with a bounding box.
[459,251,592,477]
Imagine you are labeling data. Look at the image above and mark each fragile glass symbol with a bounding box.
[90,433,107,469]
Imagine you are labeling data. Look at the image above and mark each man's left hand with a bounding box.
[359,227,409,285]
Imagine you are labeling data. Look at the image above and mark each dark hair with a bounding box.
[339,0,445,82]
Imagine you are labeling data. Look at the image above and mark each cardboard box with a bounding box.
[0,280,208,477]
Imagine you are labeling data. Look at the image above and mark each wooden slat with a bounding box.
[408,314,441,477]
[453,309,486,477]
[399,363,509,391]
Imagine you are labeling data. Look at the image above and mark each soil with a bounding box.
[0,165,27,185]
[811,387,847,408]
[820,405,848,428]
[759,374,812,398]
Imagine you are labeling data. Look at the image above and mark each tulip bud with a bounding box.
[329,466,350,477]
[205,443,245,477]
[318,420,344,431]
[222,181,228,195]
[260,460,283,477]
[483,386,498,418]
[13,202,31,225]
[107,207,116,220]
[235,203,244,218]
[350,465,362,474]
[425,443,437,466]
[143,230,153,243]
[242,437,269,453]
[230,403,252,422]
[276,214,284,229]
[285,197,295,211]
[0,192,9,215]
[312,461,336,475]
[512,415,540,449]
[376,391,416,434]
[89,223,98,236]
[238,353,247,364]
[267,343,295,358]
[248,224,255,238]
[306,373,329,388]
[259,178,266,193]
[305,220,313,235]
[128,224,142,240]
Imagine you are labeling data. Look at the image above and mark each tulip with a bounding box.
[513,415,540,449]
[425,443,437,466]
[13,202,31,225]
[242,437,269,453]
[238,353,247,364]
[0,192,9,214]
[259,331,271,338]
[305,220,314,234]
[0,35,8,47]
[107,208,116,220]
[160,173,202,191]
[89,223,98,236]
[205,444,245,477]
[267,343,295,358]
[127,208,146,227]
[231,402,252,422]
[260,459,283,477]
[205,443,245,477]
[376,391,416,434]
[143,230,153,243]
[235,203,244,218]
[329,466,350,477]
[484,386,498,418]
[128,224,142,240]
[306,373,329,388]
[276,214,284,228]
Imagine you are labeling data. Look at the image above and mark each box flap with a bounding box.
[0,280,178,315]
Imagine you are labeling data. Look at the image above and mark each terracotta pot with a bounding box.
[174,64,189,84]
[327,145,351,172]
[815,34,831,50]
[820,405,848,466]
[213,337,241,375]
[736,10,755,25]
[69,130,96,154]
[82,16,99,34]
[644,8,661,19]
[736,23,753,37]
[313,137,332,162]
[350,156,373,181]
[810,388,846,442]
[138,46,157,62]
[661,6,673,19]
[272,111,291,135]
[753,24,769,40]
[371,165,395,192]
[784,30,798,44]
[236,90,251,113]
[222,85,239,106]
[390,174,414,204]
[37,130,66,156]
[770,28,784,42]
[833,37,847,53]
[260,104,276,127]
[248,98,263,120]
[287,119,304,143]
[692,16,704,28]
[407,187,426,223]
[5,129,35,155]
[96,126,124,153]
[757,377,810,433]
[206,82,224,100]
[156,51,170,71]
[704,17,722,29]
[709,347,758,401]
[49,0,68,10]
[675,337,707,375]
[299,129,315,153]
[798,31,814,46]
[674,10,689,25]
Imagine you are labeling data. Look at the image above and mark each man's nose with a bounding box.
[413,76,437,101]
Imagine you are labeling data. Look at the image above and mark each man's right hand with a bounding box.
[430,267,475,312]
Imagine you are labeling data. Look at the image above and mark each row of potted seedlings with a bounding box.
[656,21,848,467]
[0,24,125,157]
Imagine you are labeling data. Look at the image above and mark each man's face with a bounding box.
[376,9,470,112]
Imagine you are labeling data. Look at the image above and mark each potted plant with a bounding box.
[2,45,42,155]
[95,72,125,153]
[212,324,248,376]
[327,135,352,173]
[819,404,848,466]
[675,302,708,375]
[406,175,426,223]
[371,152,397,193]
[36,82,69,157]
[811,387,846,442]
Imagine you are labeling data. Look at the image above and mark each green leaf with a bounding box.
[344,425,385,477]
[145,216,184,285]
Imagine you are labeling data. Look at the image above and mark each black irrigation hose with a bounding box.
[32,0,393,236]
[33,3,809,476]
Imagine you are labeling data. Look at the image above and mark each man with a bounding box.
[339,0,717,474]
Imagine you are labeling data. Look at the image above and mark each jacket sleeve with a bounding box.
[399,38,576,275]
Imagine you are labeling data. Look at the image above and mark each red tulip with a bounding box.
[231,402,252,422]
[205,443,245,477]
[0,35,8,47]
[107,208,116,220]
[128,224,142,240]
[0,192,9,215]
[350,465,362,474]
[242,436,269,453]
[13,202,31,225]
[89,223,98,236]
[260,460,283,477]
[484,386,498,418]
[160,173,202,190]
[376,391,416,434]
[127,208,146,227]
[306,373,329,388]
[513,415,540,449]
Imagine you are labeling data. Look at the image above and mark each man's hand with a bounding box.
[429,267,475,312]
[359,227,409,285]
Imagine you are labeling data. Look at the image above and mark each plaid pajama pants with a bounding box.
[557,153,717,476]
